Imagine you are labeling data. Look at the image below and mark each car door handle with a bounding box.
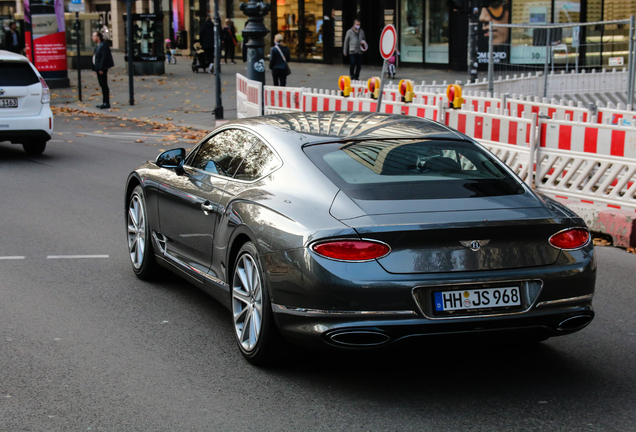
[201,202,214,212]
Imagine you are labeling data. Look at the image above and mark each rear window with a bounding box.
[0,62,39,86]
[304,139,526,200]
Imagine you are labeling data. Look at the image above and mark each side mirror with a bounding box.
[156,148,186,174]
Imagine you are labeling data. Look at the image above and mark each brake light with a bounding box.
[311,240,390,261]
[549,228,590,250]
[39,77,50,104]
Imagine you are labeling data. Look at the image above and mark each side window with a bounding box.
[188,129,257,177]
[233,139,281,181]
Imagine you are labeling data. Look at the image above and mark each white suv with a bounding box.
[0,50,53,155]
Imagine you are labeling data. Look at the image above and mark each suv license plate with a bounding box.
[434,287,521,312]
[0,98,18,108]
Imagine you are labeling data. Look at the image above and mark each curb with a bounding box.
[553,197,636,248]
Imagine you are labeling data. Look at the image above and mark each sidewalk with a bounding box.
[52,51,468,129]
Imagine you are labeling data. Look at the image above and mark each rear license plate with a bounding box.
[0,98,18,108]
[434,287,521,312]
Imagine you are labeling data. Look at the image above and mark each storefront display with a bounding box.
[64,12,101,69]
[124,13,165,74]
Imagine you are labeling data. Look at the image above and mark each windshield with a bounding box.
[303,139,526,201]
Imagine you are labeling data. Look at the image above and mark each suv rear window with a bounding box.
[0,62,39,86]
[304,139,525,200]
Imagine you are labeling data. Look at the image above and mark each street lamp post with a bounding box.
[240,0,271,88]
[213,0,223,119]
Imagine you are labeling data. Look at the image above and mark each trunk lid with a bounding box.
[332,193,568,274]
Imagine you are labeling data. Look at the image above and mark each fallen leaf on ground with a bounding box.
[135,139,144,143]
[627,247,635,254]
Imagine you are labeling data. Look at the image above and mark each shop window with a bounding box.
[400,0,423,63]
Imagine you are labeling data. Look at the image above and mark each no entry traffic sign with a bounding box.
[379,25,397,60]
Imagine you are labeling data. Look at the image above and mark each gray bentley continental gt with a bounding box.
[125,112,595,365]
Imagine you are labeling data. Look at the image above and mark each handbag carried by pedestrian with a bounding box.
[275,45,291,76]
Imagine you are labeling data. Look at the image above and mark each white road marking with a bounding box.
[46,255,109,259]
[0,256,25,260]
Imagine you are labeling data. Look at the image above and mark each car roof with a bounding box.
[224,112,461,146]
[0,50,30,62]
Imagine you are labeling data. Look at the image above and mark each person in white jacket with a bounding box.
[343,20,367,80]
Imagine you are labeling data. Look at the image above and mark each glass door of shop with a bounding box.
[275,0,324,60]
[424,0,448,64]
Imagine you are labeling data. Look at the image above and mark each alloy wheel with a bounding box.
[232,253,263,352]
[127,193,146,269]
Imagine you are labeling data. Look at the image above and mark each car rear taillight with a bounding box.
[549,228,590,250]
[311,240,391,261]
[39,77,50,104]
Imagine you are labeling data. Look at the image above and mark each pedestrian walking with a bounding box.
[343,19,367,80]
[269,34,291,87]
[199,16,215,72]
[4,22,23,54]
[223,19,237,64]
[92,31,114,109]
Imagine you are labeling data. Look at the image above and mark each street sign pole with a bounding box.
[126,0,134,106]
[75,12,82,101]
[69,0,84,101]
[376,24,396,113]
[376,60,387,112]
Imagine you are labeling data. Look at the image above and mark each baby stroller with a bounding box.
[191,41,208,73]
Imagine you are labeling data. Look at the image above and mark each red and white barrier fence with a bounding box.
[237,74,262,119]
[263,86,303,114]
[539,118,636,158]
[506,95,591,124]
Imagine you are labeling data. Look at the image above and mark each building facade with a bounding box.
[3,0,635,71]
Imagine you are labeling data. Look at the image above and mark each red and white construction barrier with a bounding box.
[506,95,591,123]
[379,99,443,122]
[540,118,636,158]
[461,90,502,114]
[237,74,262,119]
[445,107,535,147]
[263,86,303,113]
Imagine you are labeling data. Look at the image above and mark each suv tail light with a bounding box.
[549,228,590,250]
[311,240,391,262]
[39,77,50,104]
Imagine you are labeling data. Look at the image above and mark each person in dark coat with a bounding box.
[199,17,215,72]
[92,31,115,109]
[343,19,367,80]
[223,19,237,64]
[269,34,291,87]
[4,22,23,54]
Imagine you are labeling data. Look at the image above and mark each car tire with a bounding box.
[22,141,46,155]
[231,241,285,366]
[127,185,160,280]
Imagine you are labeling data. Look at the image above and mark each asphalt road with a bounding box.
[1,115,635,432]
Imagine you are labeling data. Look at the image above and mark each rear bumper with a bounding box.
[266,246,596,350]
[0,105,53,144]
[273,301,594,350]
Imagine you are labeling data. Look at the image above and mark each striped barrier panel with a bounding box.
[596,107,636,126]
[236,73,262,118]
[380,100,442,122]
[264,86,303,112]
[539,118,636,158]
[479,140,532,184]
[444,108,534,146]
[302,92,358,112]
[461,91,502,114]
[506,96,590,123]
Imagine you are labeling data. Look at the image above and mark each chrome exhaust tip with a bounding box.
[328,331,391,347]
[558,315,593,331]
